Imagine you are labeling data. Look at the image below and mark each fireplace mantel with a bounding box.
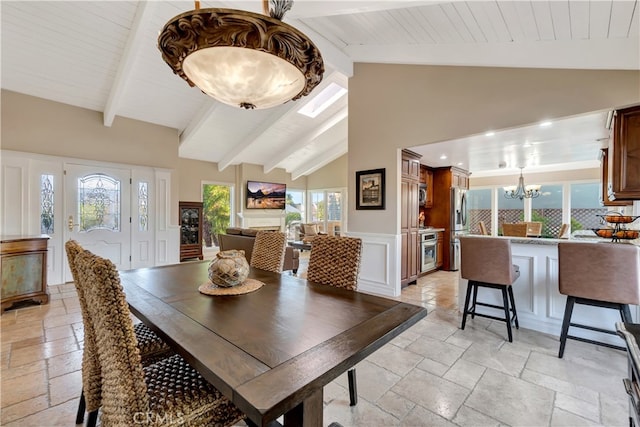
[237,211,285,231]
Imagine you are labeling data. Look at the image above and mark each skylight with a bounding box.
[298,82,347,118]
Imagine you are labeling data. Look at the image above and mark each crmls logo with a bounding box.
[133,412,184,424]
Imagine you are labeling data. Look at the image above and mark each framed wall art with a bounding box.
[356,168,385,210]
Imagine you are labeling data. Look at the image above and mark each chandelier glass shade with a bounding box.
[158,3,324,110]
[504,168,541,200]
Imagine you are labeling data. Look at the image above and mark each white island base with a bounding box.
[457,237,639,347]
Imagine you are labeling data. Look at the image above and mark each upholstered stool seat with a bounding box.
[460,236,520,342]
[557,242,640,358]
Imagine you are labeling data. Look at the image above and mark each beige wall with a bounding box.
[348,64,640,234]
[177,158,237,202]
[1,90,179,168]
[306,154,348,189]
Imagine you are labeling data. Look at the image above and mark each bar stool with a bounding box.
[557,242,640,358]
[460,236,521,342]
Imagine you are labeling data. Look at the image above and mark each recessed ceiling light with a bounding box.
[298,82,347,118]
[485,131,495,137]
[457,162,463,166]
[523,142,531,147]
[539,121,552,127]
[440,154,447,160]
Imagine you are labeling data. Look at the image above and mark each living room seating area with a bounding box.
[218,228,300,274]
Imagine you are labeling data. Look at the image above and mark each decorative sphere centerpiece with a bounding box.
[208,250,249,287]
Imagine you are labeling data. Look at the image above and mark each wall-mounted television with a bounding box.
[246,180,286,209]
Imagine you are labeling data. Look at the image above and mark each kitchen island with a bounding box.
[458,235,640,345]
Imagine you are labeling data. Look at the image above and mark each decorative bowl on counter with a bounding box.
[597,212,640,224]
[592,228,639,240]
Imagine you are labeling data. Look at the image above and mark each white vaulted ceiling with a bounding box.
[2,1,638,177]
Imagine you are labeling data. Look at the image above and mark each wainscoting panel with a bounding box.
[347,232,400,297]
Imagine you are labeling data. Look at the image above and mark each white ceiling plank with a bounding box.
[419,4,465,43]
[511,1,540,41]
[452,2,487,43]
[464,1,502,43]
[217,103,302,171]
[439,3,475,43]
[493,2,524,42]
[479,1,514,42]
[103,1,156,127]
[263,107,348,173]
[531,1,557,40]
[284,1,442,19]
[414,6,448,43]
[394,8,436,43]
[569,0,591,39]
[179,101,220,144]
[344,37,639,70]
[590,0,613,38]
[290,139,348,180]
[630,1,640,38]
[549,0,572,40]
[610,0,638,38]
[288,19,354,77]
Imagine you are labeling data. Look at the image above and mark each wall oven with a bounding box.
[420,232,438,273]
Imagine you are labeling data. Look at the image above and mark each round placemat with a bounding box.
[198,278,264,296]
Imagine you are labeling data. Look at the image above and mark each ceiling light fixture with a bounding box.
[158,0,324,110]
[504,167,541,200]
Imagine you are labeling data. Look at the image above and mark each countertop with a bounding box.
[419,227,445,233]
[468,234,639,246]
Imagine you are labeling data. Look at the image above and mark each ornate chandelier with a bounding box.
[504,168,541,200]
[158,0,324,110]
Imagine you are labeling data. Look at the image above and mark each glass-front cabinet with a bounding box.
[179,201,203,261]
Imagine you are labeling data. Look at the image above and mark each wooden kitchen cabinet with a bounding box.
[401,150,421,286]
[425,166,469,271]
[426,170,434,208]
[179,201,204,262]
[421,166,434,208]
[608,104,640,201]
[452,169,469,189]
[1,235,49,313]
[600,148,630,207]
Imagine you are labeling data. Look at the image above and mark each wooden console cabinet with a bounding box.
[179,201,204,262]
[608,104,640,201]
[1,235,49,313]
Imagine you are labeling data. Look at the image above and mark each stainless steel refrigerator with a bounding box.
[450,187,468,271]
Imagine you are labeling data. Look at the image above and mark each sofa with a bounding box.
[218,228,300,274]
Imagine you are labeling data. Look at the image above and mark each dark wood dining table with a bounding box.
[119,260,427,427]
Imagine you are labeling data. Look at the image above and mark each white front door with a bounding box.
[65,163,131,281]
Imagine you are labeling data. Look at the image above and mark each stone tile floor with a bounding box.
[1,258,630,426]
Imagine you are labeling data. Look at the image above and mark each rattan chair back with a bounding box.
[307,236,362,291]
[65,240,102,412]
[250,231,286,273]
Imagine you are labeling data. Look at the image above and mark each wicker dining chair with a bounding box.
[250,231,287,273]
[65,240,171,427]
[307,235,363,406]
[502,223,528,237]
[523,221,543,237]
[478,221,489,236]
[74,249,246,426]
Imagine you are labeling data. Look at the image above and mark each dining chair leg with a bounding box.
[75,389,86,424]
[348,368,357,406]
[87,409,98,427]
[558,296,575,358]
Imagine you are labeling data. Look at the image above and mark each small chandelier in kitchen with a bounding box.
[504,168,541,200]
[158,0,324,110]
